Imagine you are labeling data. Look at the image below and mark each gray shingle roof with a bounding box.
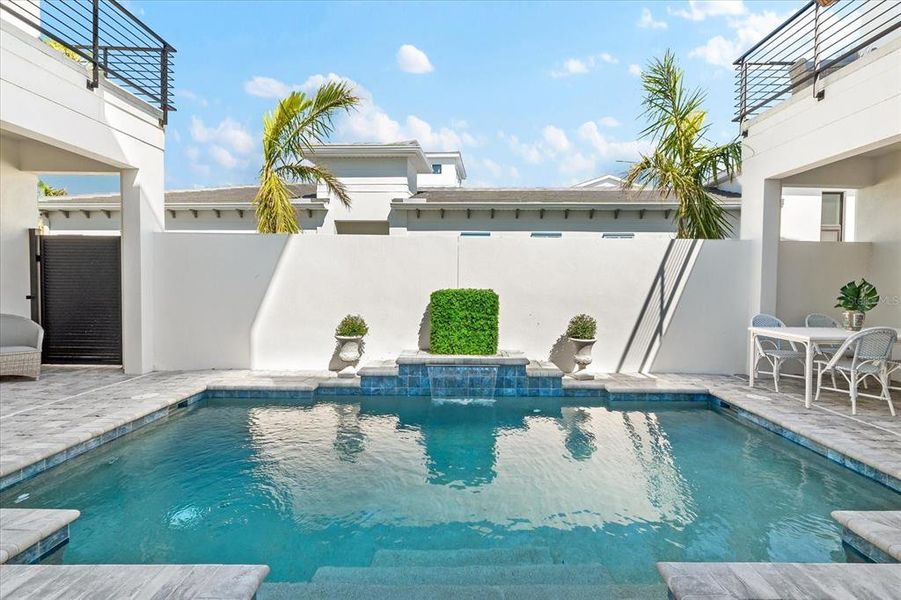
[39,184,316,206]
[407,187,740,205]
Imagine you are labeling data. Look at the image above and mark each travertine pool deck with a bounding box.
[832,510,901,563]
[1,367,899,491]
[0,564,270,599]
[657,562,901,599]
[0,508,79,564]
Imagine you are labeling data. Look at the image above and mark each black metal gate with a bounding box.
[30,233,122,365]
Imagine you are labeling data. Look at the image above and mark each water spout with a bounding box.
[427,365,498,403]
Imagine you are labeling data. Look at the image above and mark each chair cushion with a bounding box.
[816,357,884,375]
[0,346,39,355]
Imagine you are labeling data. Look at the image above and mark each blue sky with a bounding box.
[45,0,799,195]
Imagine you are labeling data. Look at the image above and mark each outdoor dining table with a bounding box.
[747,326,901,408]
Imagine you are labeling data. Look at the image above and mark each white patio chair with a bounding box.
[805,313,843,388]
[751,313,805,393]
[815,327,897,416]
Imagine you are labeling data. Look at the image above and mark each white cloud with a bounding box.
[243,76,296,98]
[577,121,651,161]
[542,126,572,153]
[180,89,208,107]
[597,116,620,128]
[550,53,618,78]
[190,117,255,155]
[628,64,643,77]
[638,7,668,29]
[209,145,237,169]
[669,0,746,21]
[599,53,618,64]
[504,134,544,164]
[397,44,434,74]
[689,9,785,68]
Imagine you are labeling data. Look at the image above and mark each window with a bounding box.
[460,231,490,237]
[431,164,443,174]
[820,192,843,241]
[602,232,635,239]
[531,232,562,238]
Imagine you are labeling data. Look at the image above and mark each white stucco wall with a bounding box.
[1,19,166,373]
[854,150,901,326]
[0,137,37,317]
[741,36,901,316]
[153,234,753,374]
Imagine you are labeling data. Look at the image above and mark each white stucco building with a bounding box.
[1,0,172,373]
[40,142,742,238]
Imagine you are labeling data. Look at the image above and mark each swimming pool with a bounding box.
[1,395,897,584]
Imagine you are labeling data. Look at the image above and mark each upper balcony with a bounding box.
[0,0,175,126]
[734,0,900,126]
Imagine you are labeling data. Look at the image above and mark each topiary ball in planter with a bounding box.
[566,314,597,376]
[335,315,368,376]
[429,289,499,355]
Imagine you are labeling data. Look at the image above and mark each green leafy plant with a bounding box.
[430,289,499,355]
[38,180,67,197]
[624,51,741,239]
[566,314,597,339]
[835,279,879,313]
[335,314,368,337]
[256,81,360,233]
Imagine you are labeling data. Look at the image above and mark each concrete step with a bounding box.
[311,563,614,586]
[257,582,665,600]
[370,546,553,568]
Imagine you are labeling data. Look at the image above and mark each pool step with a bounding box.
[258,582,664,599]
[311,563,614,586]
[370,546,554,567]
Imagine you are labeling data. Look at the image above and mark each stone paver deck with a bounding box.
[0,564,269,599]
[0,509,79,564]
[1,367,900,491]
[657,562,901,599]
[832,510,901,562]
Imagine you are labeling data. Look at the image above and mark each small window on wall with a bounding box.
[461,231,490,237]
[531,232,562,238]
[820,192,843,241]
[431,164,443,174]
[602,232,635,239]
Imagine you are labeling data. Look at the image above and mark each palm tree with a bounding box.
[38,180,67,197]
[255,81,360,233]
[624,51,741,239]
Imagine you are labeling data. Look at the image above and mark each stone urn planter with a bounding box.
[334,315,368,378]
[841,310,866,331]
[570,338,597,379]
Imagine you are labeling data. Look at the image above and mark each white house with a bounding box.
[39,142,742,238]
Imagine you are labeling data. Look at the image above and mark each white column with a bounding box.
[741,177,782,318]
[120,154,164,374]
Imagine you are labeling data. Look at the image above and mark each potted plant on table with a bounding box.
[835,279,879,331]
[566,314,597,379]
[335,315,368,377]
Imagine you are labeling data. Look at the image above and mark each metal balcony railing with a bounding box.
[734,0,901,124]
[1,0,176,126]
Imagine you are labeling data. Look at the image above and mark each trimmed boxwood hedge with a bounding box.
[429,288,499,355]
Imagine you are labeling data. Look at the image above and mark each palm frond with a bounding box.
[623,50,739,239]
[255,82,361,233]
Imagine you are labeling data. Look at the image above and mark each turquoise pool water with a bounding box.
[2,396,898,582]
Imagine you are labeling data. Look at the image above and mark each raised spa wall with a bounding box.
[342,350,594,398]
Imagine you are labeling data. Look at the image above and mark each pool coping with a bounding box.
[0,508,80,564]
[1,376,899,496]
[656,562,901,599]
[832,511,901,563]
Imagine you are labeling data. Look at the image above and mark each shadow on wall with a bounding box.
[329,339,366,373]
[549,333,576,373]
[615,239,702,373]
[418,303,431,351]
